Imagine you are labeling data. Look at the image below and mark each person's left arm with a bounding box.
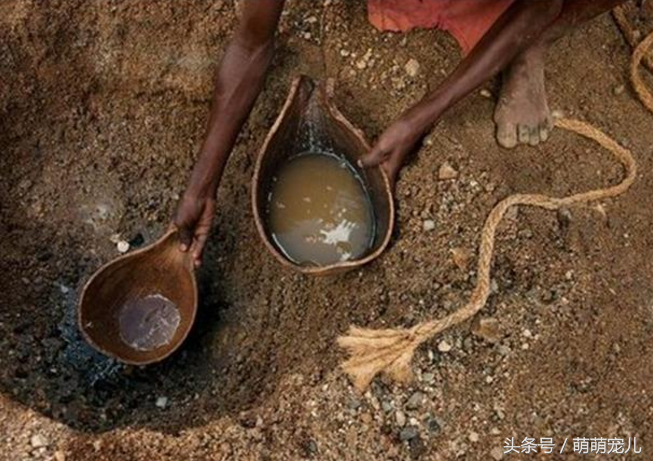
[361,0,563,184]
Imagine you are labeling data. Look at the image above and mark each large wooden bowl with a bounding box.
[252,76,395,276]
[78,229,197,365]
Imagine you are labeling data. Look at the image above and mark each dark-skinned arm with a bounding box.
[361,0,564,184]
[175,0,285,266]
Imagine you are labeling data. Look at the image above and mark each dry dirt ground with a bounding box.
[1,1,653,460]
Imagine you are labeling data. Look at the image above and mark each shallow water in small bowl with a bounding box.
[266,151,376,266]
[118,294,181,351]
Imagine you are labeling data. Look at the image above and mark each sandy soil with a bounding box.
[1,1,653,460]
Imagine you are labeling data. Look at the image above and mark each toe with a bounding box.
[518,125,530,144]
[496,121,518,149]
[539,123,549,143]
[528,126,540,146]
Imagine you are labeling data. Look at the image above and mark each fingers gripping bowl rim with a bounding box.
[252,75,395,276]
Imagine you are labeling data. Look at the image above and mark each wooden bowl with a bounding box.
[252,76,395,276]
[78,229,197,365]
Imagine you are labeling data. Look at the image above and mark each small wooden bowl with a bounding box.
[78,229,197,365]
[252,76,395,276]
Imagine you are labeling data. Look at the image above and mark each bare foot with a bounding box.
[494,45,552,148]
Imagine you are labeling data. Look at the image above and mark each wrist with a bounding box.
[404,90,451,134]
[397,109,431,142]
[186,168,218,200]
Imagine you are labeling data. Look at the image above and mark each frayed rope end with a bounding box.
[337,326,421,391]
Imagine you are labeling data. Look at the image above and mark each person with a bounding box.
[174,0,625,267]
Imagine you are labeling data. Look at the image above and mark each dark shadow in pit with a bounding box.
[0,218,289,434]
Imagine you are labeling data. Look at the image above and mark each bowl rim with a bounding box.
[252,75,395,276]
[77,228,198,365]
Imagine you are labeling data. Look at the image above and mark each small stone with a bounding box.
[540,289,556,303]
[472,317,502,343]
[54,451,66,461]
[392,76,406,90]
[491,446,504,460]
[404,58,420,77]
[30,434,48,448]
[381,400,394,413]
[155,396,168,408]
[557,207,573,230]
[306,439,318,454]
[346,397,361,410]
[612,84,625,96]
[522,328,533,338]
[425,415,441,433]
[340,48,350,57]
[306,15,318,23]
[469,431,480,443]
[421,372,435,384]
[480,89,492,98]
[438,340,452,352]
[116,240,130,253]
[593,203,607,221]
[493,406,505,421]
[405,392,425,410]
[551,109,564,120]
[422,219,436,232]
[92,440,102,451]
[463,336,474,351]
[497,344,511,356]
[356,59,367,70]
[399,426,419,441]
[505,206,519,221]
[395,411,406,427]
[409,434,425,457]
[451,247,472,271]
[438,162,458,180]
[490,279,499,293]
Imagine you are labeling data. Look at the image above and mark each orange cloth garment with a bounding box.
[367,0,516,55]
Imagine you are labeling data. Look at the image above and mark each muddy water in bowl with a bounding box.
[267,152,375,266]
[253,75,394,275]
[118,294,181,351]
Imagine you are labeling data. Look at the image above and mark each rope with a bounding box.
[631,22,653,111]
[337,24,651,392]
[614,3,653,72]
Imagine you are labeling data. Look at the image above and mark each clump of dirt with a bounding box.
[1,1,653,460]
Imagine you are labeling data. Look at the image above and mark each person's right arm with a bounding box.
[175,0,285,265]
